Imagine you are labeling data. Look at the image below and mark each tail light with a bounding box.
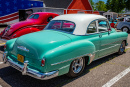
[41,58,45,67]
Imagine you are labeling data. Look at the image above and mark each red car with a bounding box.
[0,12,59,40]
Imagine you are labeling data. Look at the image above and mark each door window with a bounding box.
[87,21,97,34]
[98,20,109,32]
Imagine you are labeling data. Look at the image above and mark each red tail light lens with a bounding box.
[41,58,45,67]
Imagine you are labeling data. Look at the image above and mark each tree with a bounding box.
[110,0,118,12]
[106,0,111,10]
[95,1,107,11]
[117,0,125,12]
[125,0,130,10]
[106,0,126,13]
[89,0,95,10]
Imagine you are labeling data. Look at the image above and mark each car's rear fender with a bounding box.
[6,38,17,51]
[10,27,40,39]
[43,40,96,75]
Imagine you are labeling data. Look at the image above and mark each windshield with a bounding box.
[45,20,75,33]
[28,14,39,19]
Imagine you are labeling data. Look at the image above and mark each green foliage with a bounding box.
[106,0,111,10]
[89,0,95,10]
[89,0,129,12]
[106,0,129,13]
[125,0,130,10]
[95,1,107,11]
[89,0,107,11]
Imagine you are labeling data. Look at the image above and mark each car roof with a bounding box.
[33,12,55,14]
[52,14,107,35]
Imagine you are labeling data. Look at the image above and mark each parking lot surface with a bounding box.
[0,27,129,87]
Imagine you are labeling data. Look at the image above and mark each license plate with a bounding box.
[17,54,24,63]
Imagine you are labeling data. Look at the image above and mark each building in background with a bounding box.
[44,0,93,14]
[0,0,44,25]
[103,12,118,21]
[0,0,94,25]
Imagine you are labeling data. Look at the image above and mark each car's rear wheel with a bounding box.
[67,57,85,77]
[118,41,125,55]
[122,27,129,33]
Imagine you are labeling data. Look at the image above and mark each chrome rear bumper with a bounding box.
[2,52,59,80]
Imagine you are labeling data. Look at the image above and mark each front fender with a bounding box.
[43,40,96,75]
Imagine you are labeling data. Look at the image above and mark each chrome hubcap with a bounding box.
[123,28,128,32]
[72,58,83,74]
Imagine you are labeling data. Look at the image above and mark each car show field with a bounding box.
[0,0,130,86]
[0,24,130,87]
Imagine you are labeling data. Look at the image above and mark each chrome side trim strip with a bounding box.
[51,43,122,66]
[95,44,120,53]
[51,53,95,66]
[93,51,118,62]
[59,64,70,70]
[101,39,125,47]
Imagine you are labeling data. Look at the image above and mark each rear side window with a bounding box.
[28,14,34,19]
[33,14,39,19]
[28,14,39,19]
[87,21,97,33]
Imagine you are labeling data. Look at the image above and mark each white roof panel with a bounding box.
[52,14,107,35]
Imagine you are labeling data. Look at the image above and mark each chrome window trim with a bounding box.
[86,19,98,34]
[86,18,110,35]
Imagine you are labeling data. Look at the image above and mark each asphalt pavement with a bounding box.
[0,27,129,87]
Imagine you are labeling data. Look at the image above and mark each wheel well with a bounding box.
[123,40,127,46]
[84,56,90,66]
[121,26,129,31]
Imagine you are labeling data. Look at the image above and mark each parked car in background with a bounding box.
[3,14,128,80]
[0,12,59,40]
[117,16,130,32]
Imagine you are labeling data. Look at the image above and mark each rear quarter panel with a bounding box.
[43,40,95,75]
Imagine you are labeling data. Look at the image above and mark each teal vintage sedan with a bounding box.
[3,14,128,80]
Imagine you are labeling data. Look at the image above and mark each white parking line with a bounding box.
[102,67,130,87]
[0,62,3,64]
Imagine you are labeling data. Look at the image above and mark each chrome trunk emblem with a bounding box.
[17,46,29,52]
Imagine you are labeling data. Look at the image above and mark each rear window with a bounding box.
[28,14,39,19]
[45,20,75,33]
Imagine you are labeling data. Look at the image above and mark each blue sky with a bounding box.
[93,0,107,3]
